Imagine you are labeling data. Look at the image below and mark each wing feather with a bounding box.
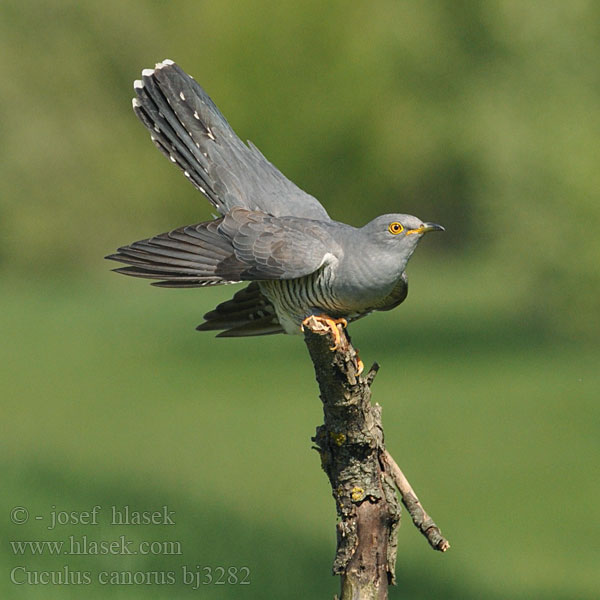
[107,209,339,286]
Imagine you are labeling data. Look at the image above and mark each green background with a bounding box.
[1,1,598,598]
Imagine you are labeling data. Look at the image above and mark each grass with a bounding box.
[2,269,598,599]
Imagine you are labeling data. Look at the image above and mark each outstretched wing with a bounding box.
[217,208,338,280]
[106,208,338,287]
[133,59,330,221]
[196,282,285,337]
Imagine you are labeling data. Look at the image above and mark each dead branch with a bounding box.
[303,318,449,599]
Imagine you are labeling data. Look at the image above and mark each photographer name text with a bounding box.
[11,505,175,529]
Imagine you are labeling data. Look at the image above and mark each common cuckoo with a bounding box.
[107,60,444,352]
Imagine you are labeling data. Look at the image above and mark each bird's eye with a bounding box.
[388,222,404,235]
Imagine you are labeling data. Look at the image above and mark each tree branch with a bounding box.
[302,317,449,599]
[381,450,450,552]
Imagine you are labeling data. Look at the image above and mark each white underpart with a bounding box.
[259,253,340,335]
[319,252,337,270]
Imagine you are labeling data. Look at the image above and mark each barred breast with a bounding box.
[258,264,347,334]
[259,268,409,334]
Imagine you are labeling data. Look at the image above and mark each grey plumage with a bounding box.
[107,59,443,337]
[132,60,329,221]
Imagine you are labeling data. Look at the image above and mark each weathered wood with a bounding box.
[381,450,450,552]
[303,318,399,599]
[303,316,449,599]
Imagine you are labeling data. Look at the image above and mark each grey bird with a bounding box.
[107,59,444,348]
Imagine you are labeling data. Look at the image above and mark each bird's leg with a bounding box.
[301,314,348,351]
[355,353,365,376]
[301,314,364,375]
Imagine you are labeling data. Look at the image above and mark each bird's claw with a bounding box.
[301,315,348,350]
[356,356,364,376]
[302,315,362,374]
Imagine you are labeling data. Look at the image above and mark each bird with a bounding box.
[107,59,444,356]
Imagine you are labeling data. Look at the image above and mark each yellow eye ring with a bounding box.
[388,222,404,235]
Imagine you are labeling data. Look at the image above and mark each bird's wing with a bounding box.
[133,60,330,221]
[196,282,285,337]
[106,208,338,286]
[217,208,338,280]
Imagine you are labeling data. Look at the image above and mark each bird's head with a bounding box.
[363,213,444,267]
[366,213,444,243]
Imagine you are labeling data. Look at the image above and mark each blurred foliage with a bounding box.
[1,3,599,597]
[1,278,599,598]
[1,0,599,337]
[0,0,600,335]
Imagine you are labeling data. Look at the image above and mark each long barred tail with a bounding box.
[132,59,239,214]
[130,59,331,221]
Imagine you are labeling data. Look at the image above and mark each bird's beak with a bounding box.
[406,222,445,235]
[422,222,445,233]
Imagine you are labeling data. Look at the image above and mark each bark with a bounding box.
[302,317,449,600]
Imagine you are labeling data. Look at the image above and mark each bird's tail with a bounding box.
[132,59,234,214]
[105,220,242,288]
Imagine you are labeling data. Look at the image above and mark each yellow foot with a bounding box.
[356,355,364,376]
[301,314,348,350]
